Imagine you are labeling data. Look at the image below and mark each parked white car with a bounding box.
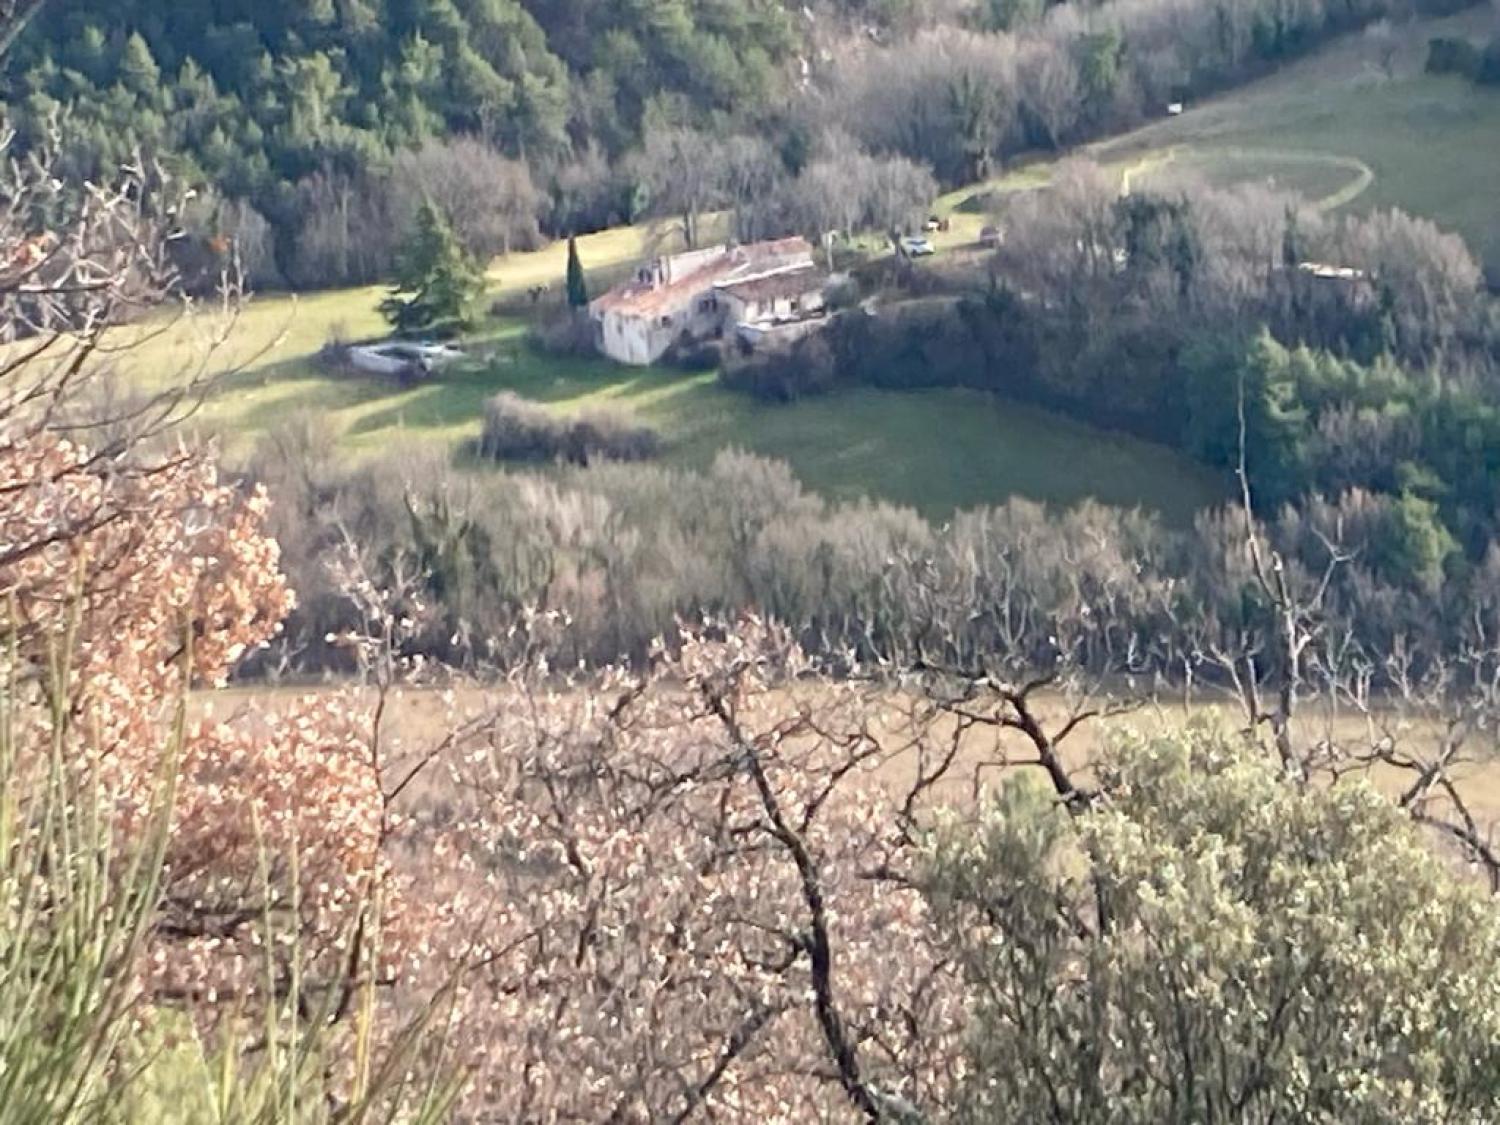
[348,341,465,378]
[901,236,936,257]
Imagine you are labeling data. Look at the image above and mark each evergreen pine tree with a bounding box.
[119,32,160,98]
[380,201,483,338]
[565,234,589,308]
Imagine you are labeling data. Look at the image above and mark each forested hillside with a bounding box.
[5,0,1483,288]
[2,0,806,284]
[6,0,807,181]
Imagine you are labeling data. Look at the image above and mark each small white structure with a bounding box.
[1297,261,1367,282]
[590,238,818,366]
[734,318,825,349]
[1167,101,1185,116]
[715,268,828,329]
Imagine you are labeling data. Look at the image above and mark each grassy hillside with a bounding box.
[937,9,1500,258]
[1099,9,1498,252]
[152,309,1221,526]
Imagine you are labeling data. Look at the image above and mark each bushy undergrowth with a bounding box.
[525,309,598,358]
[476,392,661,466]
[249,425,1489,676]
[662,336,725,372]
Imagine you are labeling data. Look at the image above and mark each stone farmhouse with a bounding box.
[590,237,829,366]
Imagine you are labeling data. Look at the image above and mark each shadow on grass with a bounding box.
[225,361,404,434]
[343,377,492,438]
[341,346,676,438]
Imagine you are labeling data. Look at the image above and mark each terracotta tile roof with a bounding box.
[591,256,737,317]
[591,238,814,318]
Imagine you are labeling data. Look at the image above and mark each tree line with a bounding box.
[810,0,1479,185]
[244,419,1500,701]
[1427,28,1500,84]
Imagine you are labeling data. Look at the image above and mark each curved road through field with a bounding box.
[1118,145,1375,212]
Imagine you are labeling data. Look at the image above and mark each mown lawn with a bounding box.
[174,314,1222,525]
[118,214,721,390]
[1129,148,1374,209]
[1105,8,1500,250]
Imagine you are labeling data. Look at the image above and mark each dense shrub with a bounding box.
[1427,35,1485,77]
[1483,236,1500,294]
[723,300,1027,404]
[721,331,844,401]
[477,392,661,466]
[824,274,863,312]
[316,327,353,373]
[527,310,599,357]
[663,336,724,372]
[1480,37,1500,84]
[931,732,1500,1121]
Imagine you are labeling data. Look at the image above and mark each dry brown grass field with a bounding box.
[208,682,1500,832]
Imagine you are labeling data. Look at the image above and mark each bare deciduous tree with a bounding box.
[289,167,394,288]
[631,127,730,249]
[391,136,544,262]
[0,129,260,571]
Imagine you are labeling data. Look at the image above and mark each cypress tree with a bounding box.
[565,235,589,308]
